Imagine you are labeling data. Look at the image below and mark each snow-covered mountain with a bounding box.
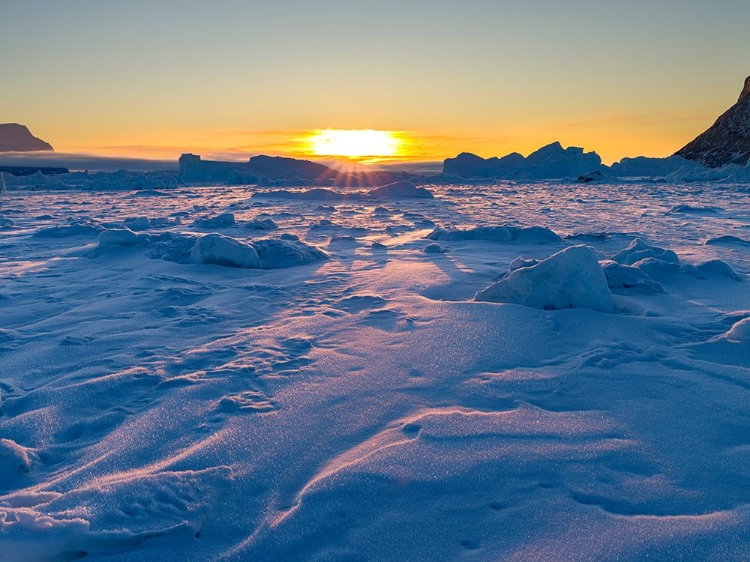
[0,123,54,152]
[676,76,750,168]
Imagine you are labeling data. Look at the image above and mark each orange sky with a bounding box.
[1,1,748,166]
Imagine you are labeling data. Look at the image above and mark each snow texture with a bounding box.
[1,179,749,561]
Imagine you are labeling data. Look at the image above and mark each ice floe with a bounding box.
[475,245,614,312]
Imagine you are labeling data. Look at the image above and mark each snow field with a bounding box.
[0,181,749,560]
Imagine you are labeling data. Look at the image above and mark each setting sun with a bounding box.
[305,129,403,160]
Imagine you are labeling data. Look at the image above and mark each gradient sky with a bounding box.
[1,0,748,164]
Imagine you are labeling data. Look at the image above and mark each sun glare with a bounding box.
[305,129,403,160]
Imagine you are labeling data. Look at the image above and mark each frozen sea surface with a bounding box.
[1,182,749,561]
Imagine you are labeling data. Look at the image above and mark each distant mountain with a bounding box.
[0,123,53,152]
[443,142,603,180]
[675,76,750,168]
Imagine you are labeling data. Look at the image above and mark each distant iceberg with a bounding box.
[442,141,750,184]
[444,142,604,180]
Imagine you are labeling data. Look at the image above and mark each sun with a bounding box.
[305,129,403,160]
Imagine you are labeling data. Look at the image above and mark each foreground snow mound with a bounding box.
[253,238,328,268]
[726,317,750,342]
[691,260,743,281]
[367,181,434,199]
[190,234,260,268]
[475,245,614,312]
[427,225,561,243]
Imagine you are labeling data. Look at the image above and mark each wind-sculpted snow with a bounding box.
[475,245,614,312]
[1,183,750,561]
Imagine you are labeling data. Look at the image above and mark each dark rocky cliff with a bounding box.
[0,123,53,152]
[675,76,750,168]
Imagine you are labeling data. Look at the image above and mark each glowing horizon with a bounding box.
[32,115,724,167]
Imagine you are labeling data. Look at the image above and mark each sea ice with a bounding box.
[475,245,614,312]
[610,238,680,266]
[600,260,665,293]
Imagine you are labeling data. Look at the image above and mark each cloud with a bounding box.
[0,151,176,172]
